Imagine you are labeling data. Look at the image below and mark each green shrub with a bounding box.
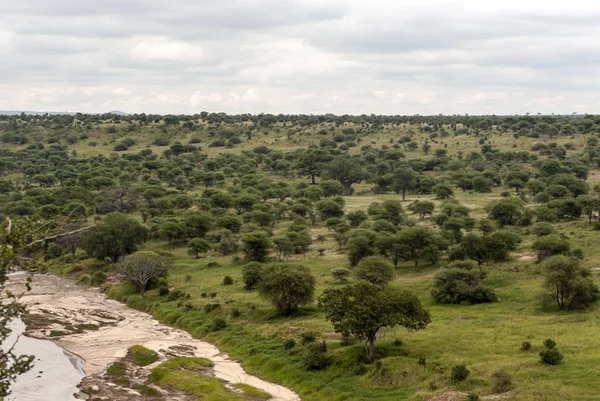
[204,303,220,313]
[543,338,556,349]
[242,262,263,290]
[520,341,532,351]
[540,348,563,365]
[304,341,329,371]
[300,331,317,345]
[431,268,497,305]
[331,268,351,283]
[492,369,513,393]
[211,318,227,332]
[90,271,107,286]
[451,364,470,382]
[283,339,296,350]
[77,274,91,285]
[223,275,234,285]
[167,290,185,301]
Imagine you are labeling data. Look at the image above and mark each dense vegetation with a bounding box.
[3,112,600,400]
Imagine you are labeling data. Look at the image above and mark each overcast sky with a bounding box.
[1,0,600,115]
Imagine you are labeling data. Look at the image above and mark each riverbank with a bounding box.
[7,273,300,401]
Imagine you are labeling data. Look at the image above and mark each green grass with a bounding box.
[149,357,268,400]
[127,345,159,367]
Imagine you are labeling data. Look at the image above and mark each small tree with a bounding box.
[355,256,394,286]
[188,238,212,259]
[319,282,430,361]
[396,227,435,269]
[331,268,351,283]
[346,210,368,227]
[542,255,598,310]
[488,199,524,227]
[259,263,316,314]
[117,251,171,298]
[431,267,498,305]
[159,221,187,244]
[408,201,435,219]
[347,235,374,266]
[82,213,148,263]
[242,231,271,262]
[273,236,294,261]
[433,184,454,199]
[242,262,263,290]
[533,235,570,262]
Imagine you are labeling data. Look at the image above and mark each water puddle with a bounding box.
[2,318,85,401]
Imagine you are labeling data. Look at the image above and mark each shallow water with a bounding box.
[3,318,85,401]
[6,273,300,401]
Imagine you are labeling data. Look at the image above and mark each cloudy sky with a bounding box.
[1,0,600,115]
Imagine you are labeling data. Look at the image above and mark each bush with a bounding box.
[304,341,329,371]
[540,348,563,365]
[531,222,555,236]
[451,364,470,382]
[211,318,227,332]
[300,331,317,345]
[223,275,234,286]
[167,290,185,301]
[283,339,296,350]
[259,263,316,314]
[242,262,263,290]
[541,255,598,310]
[431,268,497,305]
[520,341,532,351]
[331,268,351,283]
[355,256,394,287]
[543,338,556,349]
[204,303,220,313]
[90,271,107,286]
[492,369,513,393]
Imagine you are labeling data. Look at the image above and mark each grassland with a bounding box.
[9,116,600,400]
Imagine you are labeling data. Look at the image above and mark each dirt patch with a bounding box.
[427,389,468,401]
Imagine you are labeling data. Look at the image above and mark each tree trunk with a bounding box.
[343,185,352,196]
[311,175,316,185]
[367,335,376,361]
[402,189,406,201]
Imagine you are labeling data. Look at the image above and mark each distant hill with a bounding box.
[0,110,130,116]
[0,110,75,116]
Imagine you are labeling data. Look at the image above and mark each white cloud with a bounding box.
[129,36,204,61]
[1,0,600,114]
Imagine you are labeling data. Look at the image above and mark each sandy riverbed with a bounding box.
[6,273,300,401]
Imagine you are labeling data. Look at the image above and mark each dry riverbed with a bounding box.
[7,273,300,401]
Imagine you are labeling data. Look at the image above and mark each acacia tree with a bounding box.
[396,227,435,269]
[319,282,430,361]
[542,255,598,310]
[188,238,212,259]
[242,231,272,262]
[117,251,171,298]
[327,157,368,196]
[355,256,394,286]
[259,263,316,314]
[392,167,417,201]
[82,213,148,263]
